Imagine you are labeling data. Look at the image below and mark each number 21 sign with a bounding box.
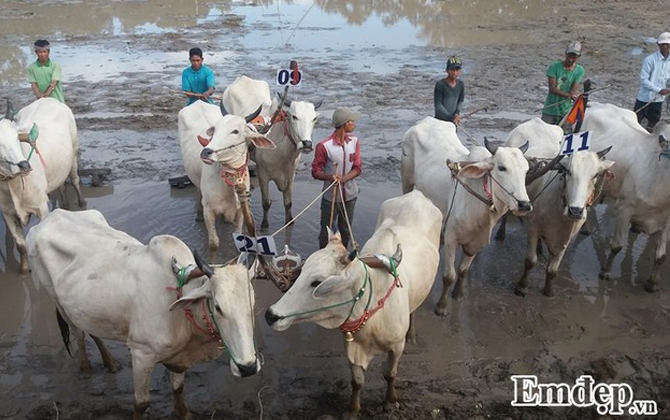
[232,233,277,256]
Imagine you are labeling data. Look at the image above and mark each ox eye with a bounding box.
[292,115,298,121]
[215,303,223,315]
[232,129,239,134]
[498,165,507,172]
[310,280,322,288]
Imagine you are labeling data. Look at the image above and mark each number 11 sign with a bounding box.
[561,131,591,155]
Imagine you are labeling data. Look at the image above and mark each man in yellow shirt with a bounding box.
[28,39,65,102]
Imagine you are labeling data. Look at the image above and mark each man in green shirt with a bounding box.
[28,39,65,103]
[542,41,585,128]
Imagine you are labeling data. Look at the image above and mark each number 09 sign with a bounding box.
[276,68,302,86]
[232,233,277,256]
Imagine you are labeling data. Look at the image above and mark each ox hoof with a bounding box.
[598,270,611,280]
[80,368,92,380]
[434,305,448,317]
[644,281,659,293]
[195,214,204,223]
[542,287,554,298]
[384,401,400,412]
[513,286,527,297]
[261,220,269,229]
[494,231,506,241]
[342,411,359,420]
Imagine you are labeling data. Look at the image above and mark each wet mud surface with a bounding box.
[1,1,669,419]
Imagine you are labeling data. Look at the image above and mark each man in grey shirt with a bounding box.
[434,56,465,124]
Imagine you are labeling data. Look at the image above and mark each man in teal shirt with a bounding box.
[542,41,585,128]
[28,39,65,103]
[182,47,216,105]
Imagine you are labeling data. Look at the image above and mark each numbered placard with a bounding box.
[276,68,302,86]
[561,131,591,155]
[232,233,277,256]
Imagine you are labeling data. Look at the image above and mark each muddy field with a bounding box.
[1,1,669,419]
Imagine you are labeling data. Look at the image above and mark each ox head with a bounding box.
[559,147,614,219]
[169,250,260,378]
[458,139,532,215]
[0,115,34,180]
[198,104,275,169]
[265,229,363,332]
[277,92,322,153]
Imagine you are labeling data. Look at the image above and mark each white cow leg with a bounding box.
[69,159,87,207]
[383,342,405,411]
[203,209,219,250]
[282,181,294,226]
[4,214,28,273]
[344,363,365,420]
[73,328,91,378]
[544,247,567,298]
[131,351,156,420]
[170,372,191,420]
[435,241,457,316]
[515,230,539,297]
[195,193,204,222]
[405,313,416,344]
[645,230,667,293]
[58,185,71,210]
[259,174,272,228]
[600,212,629,280]
[90,334,117,373]
[452,252,475,300]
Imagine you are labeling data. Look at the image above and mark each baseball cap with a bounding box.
[566,41,582,56]
[332,107,361,128]
[658,32,670,45]
[446,56,462,70]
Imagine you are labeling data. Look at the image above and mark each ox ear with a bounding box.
[599,159,615,172]
[458,161,494,179]
[169,280,212,311]
[246,132,275,149]
[312,273,357,299]
[327,227,342,243]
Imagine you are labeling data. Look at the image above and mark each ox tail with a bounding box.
[56,309,73,357]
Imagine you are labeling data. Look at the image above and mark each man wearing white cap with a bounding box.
[634,32,670,131]
[541,41,585,128]
[312,107,362,249]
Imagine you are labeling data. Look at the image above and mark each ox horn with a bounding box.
[596,146,612,160]
[313,100,323,110]
[484,137,498,155]
[245,105,263,123]
[525,153,564,185]
[518,141,529,154]
[4,99,15,121]
[192,248,214,277]
[219,100,229,116]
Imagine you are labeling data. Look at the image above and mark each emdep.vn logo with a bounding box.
[511,375,657,416]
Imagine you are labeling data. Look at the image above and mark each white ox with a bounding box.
[582,102,670,292]
[401,117,532,313]
[178,100,274,250]
[504,119,614,296]
[222,76,322,227]
[0,98,85,273]
[27,208,260,420]
[265,190,441,420]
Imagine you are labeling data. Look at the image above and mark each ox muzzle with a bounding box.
[235,361,260,378]
[515,200,533,215]
[199,148,215,165]
[264,308,281,326]
[567,206,585,219]
[300,140,313,153]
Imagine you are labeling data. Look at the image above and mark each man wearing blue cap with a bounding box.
[434,56,465,125]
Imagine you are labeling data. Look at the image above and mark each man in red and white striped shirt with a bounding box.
[312,107,363,249]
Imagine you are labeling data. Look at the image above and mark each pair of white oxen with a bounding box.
[3,89,669,420]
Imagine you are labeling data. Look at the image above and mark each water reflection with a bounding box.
[0,0,553,84]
